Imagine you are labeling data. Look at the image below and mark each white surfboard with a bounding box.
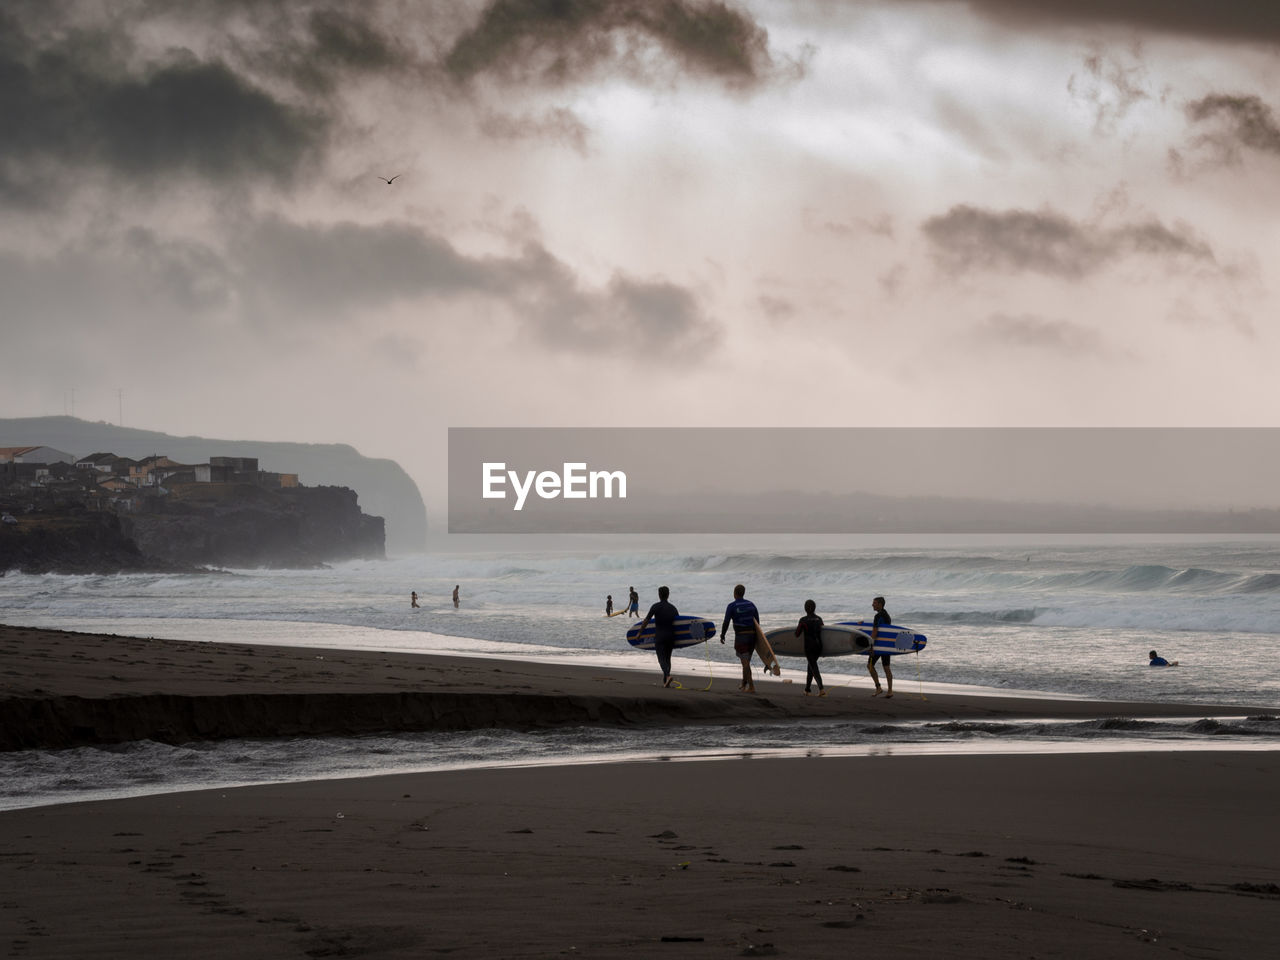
[764,623,873,658]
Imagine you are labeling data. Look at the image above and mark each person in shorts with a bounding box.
[720,583,760,693]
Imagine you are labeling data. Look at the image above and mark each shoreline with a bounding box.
[2,623,1274,751]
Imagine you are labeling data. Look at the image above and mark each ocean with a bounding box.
[3,537,1279,810]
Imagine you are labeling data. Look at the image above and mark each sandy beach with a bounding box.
[2,624,1279,958]
[0,623,1264,750]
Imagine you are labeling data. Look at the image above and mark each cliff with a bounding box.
[122,483,385,568]
[0,511,156,575]
[1,484,384,574]
[0,417,426,553]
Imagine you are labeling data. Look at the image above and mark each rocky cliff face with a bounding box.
[1,485,384,573]
[0,512,154,574]
[122,484,385,568]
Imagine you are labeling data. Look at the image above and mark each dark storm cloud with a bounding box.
[895,1,1280,43]
[1184,93,1280,164]
[444,0,779,87]
[0,8,324,205]
[973,313,1105,355]
[922,205,1215,279]
[236,4,420,94]
[235,217,514,313]
[233,216,716,352]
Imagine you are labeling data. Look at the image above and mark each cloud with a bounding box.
[231,216,721,355]
[515,249,719,351]
[444,0,781,88]
[972,313,1105,355]
[921,205,1215,279]
[893,1,1280,43]
[758,294,796,322]
[478,107,593,154]
[1184,93,1280,165]
[0,9,325,206]
[1066,48,1152,135]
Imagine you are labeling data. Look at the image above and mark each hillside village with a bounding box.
[0,445,384,572]
[1,446,298,515]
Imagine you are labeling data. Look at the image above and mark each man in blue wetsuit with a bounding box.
[1149,650,1179,666]
[637,585,679,687]
[720,583,760,693]
[867,596,893,698]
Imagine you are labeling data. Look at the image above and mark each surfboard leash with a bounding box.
[698,635,714,692]
[913,649,927,701]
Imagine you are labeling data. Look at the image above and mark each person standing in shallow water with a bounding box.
[627,586,640,618]
[796,599,825,696]
[410,591,419,609]
[867,596,893,698]
[452,585,460,607]
[636,585,679,688]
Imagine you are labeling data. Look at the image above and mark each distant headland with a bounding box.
[0,417,428,573]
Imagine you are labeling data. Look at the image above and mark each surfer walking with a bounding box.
[410,591,419,609]
[868,596,893,698]
[796,599,826,696]
[627,586,640,618]
[637,585,679,688]
[605,595,614,616]
[721,584,760,693]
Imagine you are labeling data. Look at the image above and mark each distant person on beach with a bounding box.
[1149,650,1179,667]
[410,591,419,609]
[605,595,614,616]
[452,585,460,608]
[636,585,679,688]
[868,596,893,698]
[796,599,825,696]
[721,584,760,693]
[627,587,640,618]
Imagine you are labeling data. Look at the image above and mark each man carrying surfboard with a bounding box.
[868,596,893,698]
[636,585,680,688]
[721,584,760,693]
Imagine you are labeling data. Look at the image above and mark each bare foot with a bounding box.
[871,689,883,697]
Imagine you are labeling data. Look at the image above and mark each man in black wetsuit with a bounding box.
[636,585,679,688]
[867,595,893,698]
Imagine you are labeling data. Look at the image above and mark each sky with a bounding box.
[3,1,1278,524]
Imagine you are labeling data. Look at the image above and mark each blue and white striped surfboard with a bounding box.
[626,616,715,650]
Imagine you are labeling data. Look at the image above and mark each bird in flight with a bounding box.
[378,175,401,184]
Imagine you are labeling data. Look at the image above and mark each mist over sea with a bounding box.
[4,537,1279,809]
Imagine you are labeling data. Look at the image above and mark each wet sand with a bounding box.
[2,624,1279,958]
[0,623,1262,750]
